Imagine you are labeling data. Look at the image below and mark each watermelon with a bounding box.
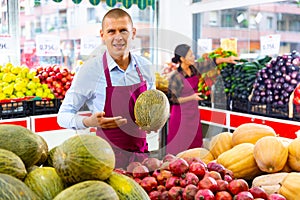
[0,173,39,200]
[0,124,43,167]
[134,89,170,132]
[53,134,115,185]
[0,148,27,180]
[53,180,119,200]
[24,167,65,200]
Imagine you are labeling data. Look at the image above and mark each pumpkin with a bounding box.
[24,167,65,200]
[0,173,39,200]
[53,180,119,200]
[53,134,115,185]
[279,172,300,200]
[0,148,27,180]
[253,136,288,173]
[208,132,233,159]
[176,147,214,164]
[232,123,277,146]
[0,124,43,167]
[134,89,170,132]
[216,143,262,180]
[106,171,150,200]
[252,172,288,195]
[287,137,300,171]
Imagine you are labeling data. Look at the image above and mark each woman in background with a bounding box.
[166,44,238,155]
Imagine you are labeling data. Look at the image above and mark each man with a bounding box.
[57,8,156,168]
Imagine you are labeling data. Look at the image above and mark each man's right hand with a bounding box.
[83,112,127,129]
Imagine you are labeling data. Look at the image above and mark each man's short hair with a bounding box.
[102,8,133,29]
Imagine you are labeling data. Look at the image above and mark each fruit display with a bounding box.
[1,121,300,199]
[0,63,55,100]
[251,51,300,106]
[35,65,75,99]
[134,89,170,132]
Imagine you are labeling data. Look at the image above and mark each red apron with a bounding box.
[96,52,148,169]
[167,74,203,155]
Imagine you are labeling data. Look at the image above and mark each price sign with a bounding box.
[80,36,101,56]
[0,35,15,55]
[260,34,281,55]
[36,35,60,56]
[197,38,212,56]
[220,38,237,54]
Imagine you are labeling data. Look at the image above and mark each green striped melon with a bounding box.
[34,134,49,166]
[53,134,115,185]
[24,167,65,200]
[53,180,119,200]
[134,89,170,132]
[0,124,43,167]
[0,173,39,200]
[0,148,27,180]
[106,171,150,200]
[43,146,57,167]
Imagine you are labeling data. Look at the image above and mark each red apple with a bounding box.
[42,71,48,78]
[227,179,249,195]
[182,184,198,200]
[207,162,226,178]
[142,157,162,173]
[127,161,142,174]
[224,174,233,182]
[194,189,215,200]
[163,153,176,163]
[189,161,207,179]
[215,191,233,200]
[56,72,63,80]
[169,158,189,175]
[197,176,218,192]
[234,191,254,200]
[206,170,222,180]
[268,193,286,200]
[140,176,157,193]
[216,179,229,191]
[61,77,68,83]
[46,76,53,83]
[165,176,180,190]
[249,186,268,199]
[168,186,183,200]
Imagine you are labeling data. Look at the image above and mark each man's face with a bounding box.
[100,16,136,59]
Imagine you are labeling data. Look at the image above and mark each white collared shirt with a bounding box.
[57,51,156,130]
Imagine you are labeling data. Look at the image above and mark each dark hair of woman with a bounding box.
[171,44,191,64]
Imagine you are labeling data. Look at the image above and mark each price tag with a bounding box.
[197,38,212,56]
[36,35,60,56]
[220,38,237,54]
[260,34,281,55]
[80,36,100,56]
[0,35,15,55]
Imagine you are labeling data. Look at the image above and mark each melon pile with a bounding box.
[0,124,149,200]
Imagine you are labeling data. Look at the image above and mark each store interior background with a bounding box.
[1,0,300,151]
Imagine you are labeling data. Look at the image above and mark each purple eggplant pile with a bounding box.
[251,50,300,106]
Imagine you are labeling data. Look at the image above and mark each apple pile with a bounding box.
[115,154,287,200]
[35,65,75,99]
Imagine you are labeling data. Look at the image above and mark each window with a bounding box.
[59,9,67,29]
[267,16,273,29]
[209,11,218,26]
[221,13,234,27]
[87,7,96,23]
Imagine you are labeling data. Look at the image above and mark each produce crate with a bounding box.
[231,98,250,114]
[27,98,60,116]
[0,100,28,119]
[248,102,269,117]
[267,103,290,120]
[199,99,212,107]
